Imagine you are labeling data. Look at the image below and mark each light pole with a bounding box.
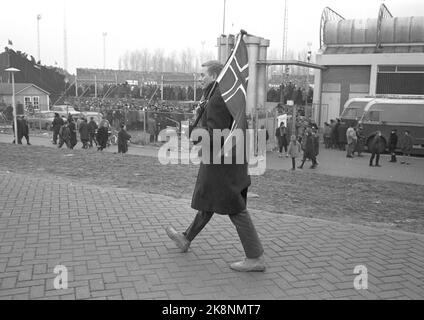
[5,68,20,144]
[37,14,42,62]
[222,0,226,34]
[103,32,107,69]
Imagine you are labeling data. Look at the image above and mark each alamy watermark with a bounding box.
[156,121,268,176]
[53,265,68,290]
[353,265,368,290]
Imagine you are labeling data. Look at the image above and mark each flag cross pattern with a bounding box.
[221,56,249,104]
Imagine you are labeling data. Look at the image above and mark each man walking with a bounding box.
[165,60,265,272]
[388,129,398,162]
[68,116,77,149]
[346,124,357,158]
[400,130,413,165]
[79,118,89,149]
[12,116,23,144]
[58,120,70,149]
[275,122,288,157]
[298,128,318,169]
[369,131,384,167]
[87,117,98,148]
[52,113,64,145]
[20,116,31,145]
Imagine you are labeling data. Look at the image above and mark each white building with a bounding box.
[0,83,50,113]
[313,5,424,127]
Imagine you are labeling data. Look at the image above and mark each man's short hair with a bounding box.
[202,60,224,78]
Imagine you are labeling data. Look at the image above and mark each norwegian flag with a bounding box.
[216,32,249,155]
[217,33,249,132]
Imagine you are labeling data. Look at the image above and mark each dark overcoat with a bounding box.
[68,121,77,147]
[191,83,251,215]
[52,116,64,133]
[118,129,131,153]
[79,121,89,141]
[303,133,316,158]
[370,135,384,153]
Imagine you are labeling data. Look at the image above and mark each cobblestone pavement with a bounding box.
[0,171,423,300]
[0,142,423,234]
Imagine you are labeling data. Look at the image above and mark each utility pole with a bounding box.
[103,32,107,69]
[222,0,226,34]
[37,14,42,62]
[63,1,68,71]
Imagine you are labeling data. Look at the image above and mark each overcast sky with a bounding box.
[1,0,423,74]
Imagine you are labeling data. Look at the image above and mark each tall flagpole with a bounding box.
[63,0,68,71]
[222,0,226,34]
[37,14,42,62]
[103,32,107,69]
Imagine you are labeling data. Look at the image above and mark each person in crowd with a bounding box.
[323,122,331,149]
[12,116,24,144]
[312,127,320,165]
[257,125,269,159]
[400,130,413,165]
[79,118,89,149]
[58,120,70,149]
[165,60,265,272]
[346,124,357,158]
[20,116,31,145]
[355,125,365,157]
[99,116,110,129]
[68,116,77,149]
[87,117,98,148]
[388,129,398,163]
[331,119,339,149]
[147,116,157,143]
[287,134,301,170]
[369,131,384,167]
[337,120,347,151]
[52,113,64,145]
[96,122,109,151]
[298,128,318,169]
[275,122,288,158]
[117,123,132,154]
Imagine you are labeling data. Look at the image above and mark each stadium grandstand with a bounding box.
[76,68,200,87]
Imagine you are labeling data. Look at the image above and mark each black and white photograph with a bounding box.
[0,0,423,306]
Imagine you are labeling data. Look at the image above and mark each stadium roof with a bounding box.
[320,5,424,54]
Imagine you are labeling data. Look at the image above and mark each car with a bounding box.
[81,112,103,126]
[27,111,66,130]
[51,105,81,120]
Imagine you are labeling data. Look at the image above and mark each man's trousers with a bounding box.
[183,210,264,259]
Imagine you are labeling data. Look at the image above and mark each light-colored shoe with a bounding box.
[230,256,266,272]
[166,226,190,253]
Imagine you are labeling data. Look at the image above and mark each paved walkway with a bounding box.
[0,171,423,300]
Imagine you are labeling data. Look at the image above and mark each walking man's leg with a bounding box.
[376,152,381,166]
[229,210,265,271]
[370,152,375,166]
[166,211,213,252]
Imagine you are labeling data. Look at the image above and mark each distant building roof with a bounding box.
[322,16,424,54]
[0,83,50,95]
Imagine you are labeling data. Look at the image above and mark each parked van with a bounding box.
[358,98,424,154]
[340,98,375,127]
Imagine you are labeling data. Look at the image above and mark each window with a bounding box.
[366,111,380,122]
[24,96,32,109]
[32,96,39,109]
